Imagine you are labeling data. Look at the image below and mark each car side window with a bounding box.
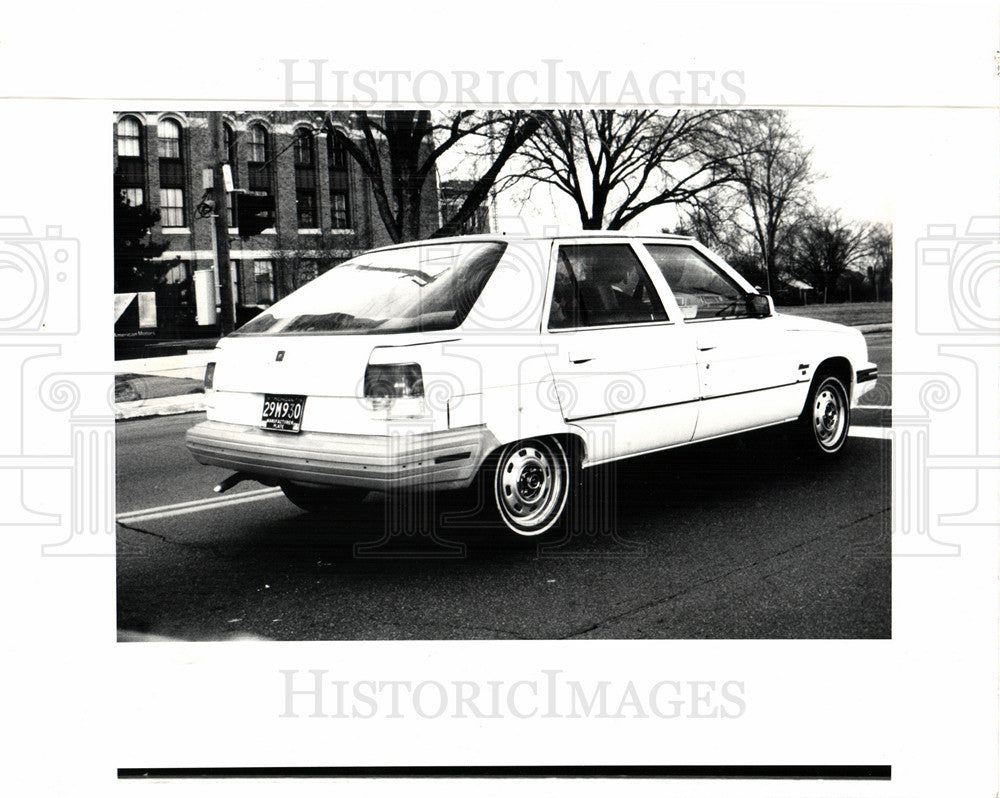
[548,244,668,329]
[645,244,748,321]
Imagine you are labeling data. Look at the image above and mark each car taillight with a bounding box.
[364,363,423,402]
[204,362,216,390]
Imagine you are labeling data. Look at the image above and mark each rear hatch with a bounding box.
[213,334,387,397]
[207,332,453,435]
[204,240,511,434]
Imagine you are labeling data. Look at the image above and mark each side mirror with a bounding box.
[746,294,771,318]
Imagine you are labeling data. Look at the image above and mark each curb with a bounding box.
[116,393,206,421]
[115,350,215,375]
[856,323,891,334]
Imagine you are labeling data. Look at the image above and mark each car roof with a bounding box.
[364,231,696,254]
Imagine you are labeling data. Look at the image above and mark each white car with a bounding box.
[186,233,877,536]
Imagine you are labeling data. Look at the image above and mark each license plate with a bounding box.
[260,394,305,433]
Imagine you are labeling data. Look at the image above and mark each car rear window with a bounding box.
[231,242,508,336]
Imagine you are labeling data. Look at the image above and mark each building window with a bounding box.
[117,116,143,157]
[247,123,272,194]
[294,128,318,228]
[330,192,349,229]
[157,119,182,158]
[159,188,186,228]
[161,259,190,286]
[327,133,351,229]
[329,132,347,168]
[232,258,243,302]
[297,192,317,228]
[253,260,275,305]
[121,187,144,207]
[248,124,267,162]
[294,128,314,166]
[116,116,146,203]
[238,259,276,306]
[157,118,186,227]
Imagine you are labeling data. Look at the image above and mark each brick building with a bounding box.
[113,111,441,337]
[439,179,492,235]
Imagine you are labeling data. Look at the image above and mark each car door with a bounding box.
[642,242,805,440]
[542,241,701,465]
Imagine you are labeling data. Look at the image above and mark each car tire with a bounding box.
[799,372,851,456]
[490,437,571,536]
[280,483,369,514]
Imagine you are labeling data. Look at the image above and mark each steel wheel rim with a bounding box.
[812,382,846,450]
[495,440,567,534]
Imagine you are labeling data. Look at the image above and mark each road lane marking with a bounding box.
[857,405,891,411]
[117,487,283,524]
[119,485,279,515]
[850,426,893,440]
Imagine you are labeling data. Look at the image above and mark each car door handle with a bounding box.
[569,352,595,364]
[697,343,717,351]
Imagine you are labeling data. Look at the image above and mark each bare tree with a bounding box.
[684,110,818,294]
[866,222,892,301]
[499,109,738,230]
[789,211,873,302]
[326,111,541,243]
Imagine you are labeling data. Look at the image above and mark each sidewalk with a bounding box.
[115,322,892,421]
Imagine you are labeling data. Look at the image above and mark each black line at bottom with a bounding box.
[118,765,891,780]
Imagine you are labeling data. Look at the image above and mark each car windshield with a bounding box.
[231,241,508,336]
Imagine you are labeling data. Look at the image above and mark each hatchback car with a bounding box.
[186,233,877,536]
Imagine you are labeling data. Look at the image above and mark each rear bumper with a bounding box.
[185,420,499,491]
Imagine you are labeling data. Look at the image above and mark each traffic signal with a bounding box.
[236,193,275,238]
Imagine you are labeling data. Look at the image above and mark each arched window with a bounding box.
[294,128,317,228]
[157,117,186,227]
[237,123,276,241]
[247,123,271,193]
[117,116,143,157]
[157,118,182,158]
[115,116,145,206]
[294,127,314,166]
[327,132,351,229]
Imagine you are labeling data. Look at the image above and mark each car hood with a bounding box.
[774,313,856,335]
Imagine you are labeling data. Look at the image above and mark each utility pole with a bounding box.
[209,112,235,336]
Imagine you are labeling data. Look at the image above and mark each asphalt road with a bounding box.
[116,332,891,641]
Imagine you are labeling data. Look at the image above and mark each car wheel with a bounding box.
[801,373,851,456]
[280,483,369,514]
[492,437,570,536]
